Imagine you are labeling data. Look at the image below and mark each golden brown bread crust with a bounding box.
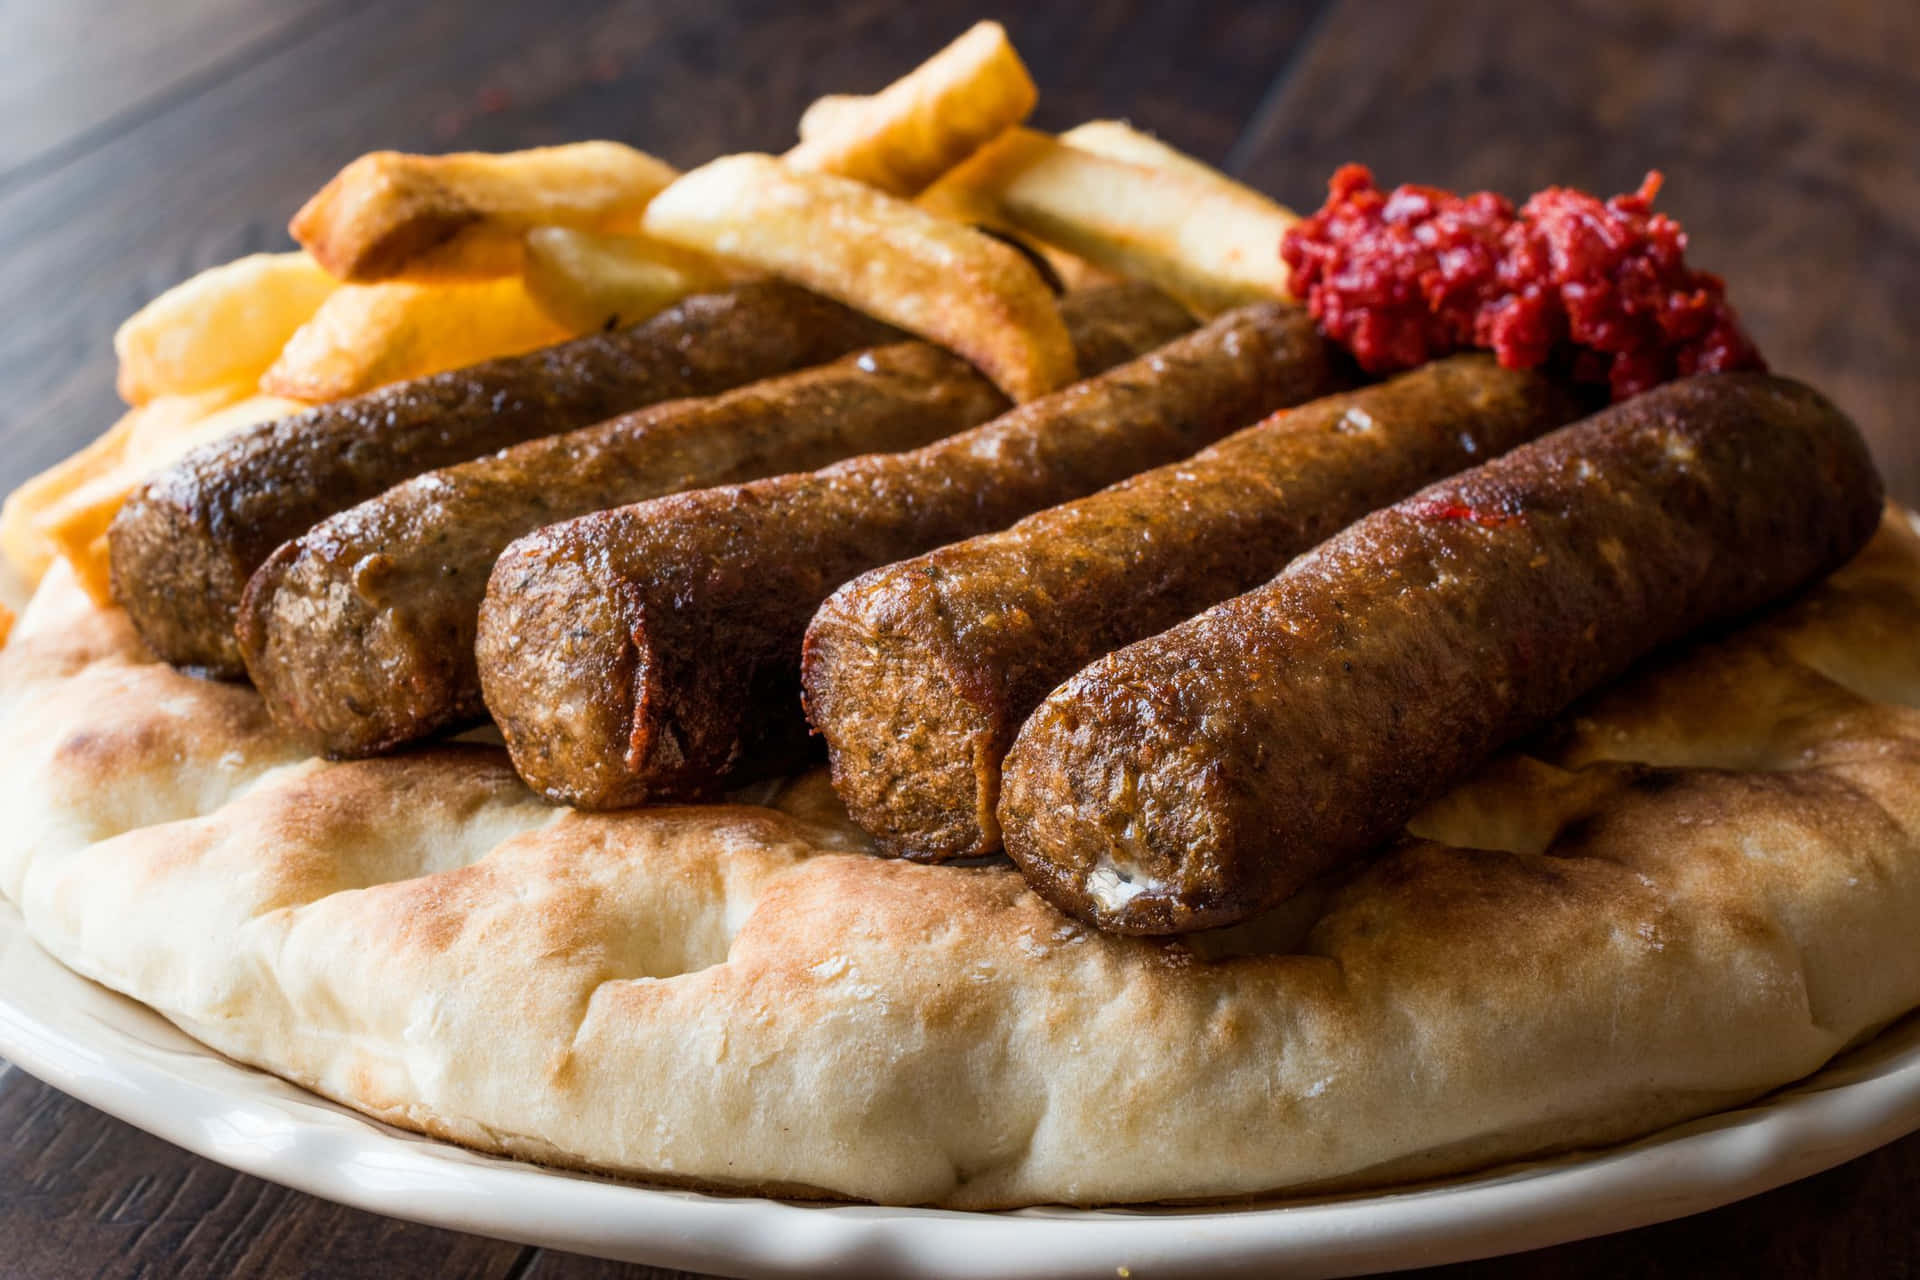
[1000,374,1886,934]
[475,284,1262,808]
[235,340,1010,757]
[4,507,1920,1206]
[108,282,898,676]
[801,356,1583,862]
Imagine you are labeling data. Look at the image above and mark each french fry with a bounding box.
[529,21,1040,348]
[1049,123,1250,293]
[114,253,337,404]
[915,123,1219,227]
[0,601,13,648]
[785,21,1037,197]
[1033,243,1125,294]
[62,531,112,607]
[917,130,1121,293]
[38,391,305,608]
[0,385,248,587]
[645,154,1074,402]
[796,94,869,142]
[522,227,736,332]
[386,226,529,283]
[990,133,1298,315]
[1,418,135,585]
[123,388,291,471]
[292,142,680,282]
[1058,120,1236,186]
[915,127,1052,227]
[0,558,22,620]
[260,277,571,402]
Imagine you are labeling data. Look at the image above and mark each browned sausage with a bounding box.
[802,356,1585,862]
[237,344,1005,755]
[999,374,1884,935]
[477,298,1340,809]
[235,284,1172,756]
[108,282,898,676]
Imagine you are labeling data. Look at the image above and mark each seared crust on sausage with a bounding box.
[237,341,1010,756]
[478,293,1342,809]
[803,356,1584,862]
[1000,374,1885,934]
[108,282,898,676]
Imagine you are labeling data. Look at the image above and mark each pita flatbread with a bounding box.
[3,508,1919,1207]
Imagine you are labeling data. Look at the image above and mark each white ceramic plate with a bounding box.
[3,896,1917,1279]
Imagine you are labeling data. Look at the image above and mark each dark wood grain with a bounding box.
[2,0,1918,1276]
[0,0,354,183]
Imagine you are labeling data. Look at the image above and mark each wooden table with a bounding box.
[3,1,1915,1274]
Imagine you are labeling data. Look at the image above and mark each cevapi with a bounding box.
[478,297,1339,808]
[110,282,898,675]
[803,355,1584,861]
[1001,374,1885,934]
[238,283,1176,755]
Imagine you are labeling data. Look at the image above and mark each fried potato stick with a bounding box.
[922,124,1297,314]
[114,253,336,404]
[0,386,247,586]
[292,141,679,281]
[995,134,1296,315]
[644,155,1074,401]
[521,227,736,332]
[785,21,1036,197]
[37,392,305,605]
[261,276,571,401]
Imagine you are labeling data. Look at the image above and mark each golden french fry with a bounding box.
[0,563,22,623]
[66,538,113,609]
[130,396,301,502]
[1058,120,1237,186]
[521,227,735,332]
[0,386,248,587]
[386,226,529,283]
[915,127,1052,227]
[41,392,303,608]
[796,94,870,142]
[917,130,1122,293]
[261,277,571,402]
[918,124,1237,226]
[114,253,337,404]
[1036,244,1124,293]
[992,133,1297,315]
[785,21,1037,197]
[1,420,133,585]
[292,142,680,282]
[1050,124,1246,293]
[645,154,1074,402]
[37,487,123,602]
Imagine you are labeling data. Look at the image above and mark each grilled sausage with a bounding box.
[803,356,1585,862]
[478,298,1341,809]
[999,373,1884,935]
[235,284,1171,756]
[109,282,898,676]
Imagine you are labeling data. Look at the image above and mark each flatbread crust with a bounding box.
[3,508,1919,1208]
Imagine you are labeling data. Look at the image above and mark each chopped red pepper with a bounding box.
[1280,165,1765,400]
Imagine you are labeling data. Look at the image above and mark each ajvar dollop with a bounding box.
[1280,165,1764,400]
